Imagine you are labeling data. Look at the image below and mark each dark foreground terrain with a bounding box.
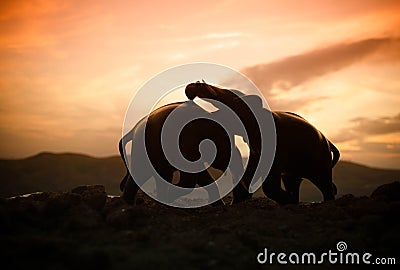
[1,183,399,270]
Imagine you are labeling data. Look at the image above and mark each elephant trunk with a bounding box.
[185,83,261,202]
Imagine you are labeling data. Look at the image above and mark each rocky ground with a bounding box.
[1,183,399,270]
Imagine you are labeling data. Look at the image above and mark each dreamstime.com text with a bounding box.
[257,241,396,265]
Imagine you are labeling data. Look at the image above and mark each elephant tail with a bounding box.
[119,127,137,169]
[329,141,340,168]
[119,128,136,192]
[119,138,128,170]
[119,138,129,192]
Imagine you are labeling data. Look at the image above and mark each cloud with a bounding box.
[202,32,242,39]
[266,96,327,111]
[334,113,400,143]
[333,113,400,168]
[351,114,400,135]
[242,37,400,93]
[167,32,243,44]
[329,111,400,168]
[229,37,400,111]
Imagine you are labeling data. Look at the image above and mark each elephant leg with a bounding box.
[231,156,255,204]
[308,173,335,201]
[230,146,245,186]
[226,146,248,205]
[121,174,140,205]
[120,172,129,192]
[332,182,338,196]
[154,169,174,203]
[282,174,302,204]
[164,171,197,203]
[262,169,293,205]
[197,170,225,207]
[177,171,197,188]
[232,183,252,204]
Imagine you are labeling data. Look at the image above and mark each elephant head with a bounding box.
[185,81,265,203]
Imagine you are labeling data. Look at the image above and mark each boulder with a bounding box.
[370,181,400,202]
[71,185,107,211]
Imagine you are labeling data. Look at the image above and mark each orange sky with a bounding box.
[0,0,399,168]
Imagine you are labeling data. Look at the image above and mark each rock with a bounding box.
[40,192,82,216]
[71,185,107,211]
[136,197,145,205]
[370,181,400,202]
[0,202,10,233]
[334,194,356,206]
[1,190,399,269]
[63,203,103,230]
[26,192,50,201]
[104,197,148,229]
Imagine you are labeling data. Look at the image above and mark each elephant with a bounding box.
[119,101,244,206]
[185,81,340,205]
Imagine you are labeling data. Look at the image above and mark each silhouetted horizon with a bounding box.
[1,150,399,170]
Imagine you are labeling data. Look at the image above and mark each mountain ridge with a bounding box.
[1,152,399,200]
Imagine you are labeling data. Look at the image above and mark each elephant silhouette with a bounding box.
[119,101,244,206]
[185,81,340,204]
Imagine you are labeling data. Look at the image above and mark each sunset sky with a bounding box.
[0,0,399,168]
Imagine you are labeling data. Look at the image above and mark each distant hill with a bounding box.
[1,152,399,201]
[0,152,125,197]
[297,161,400,201]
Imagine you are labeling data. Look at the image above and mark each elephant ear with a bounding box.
[201,80,218,97]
